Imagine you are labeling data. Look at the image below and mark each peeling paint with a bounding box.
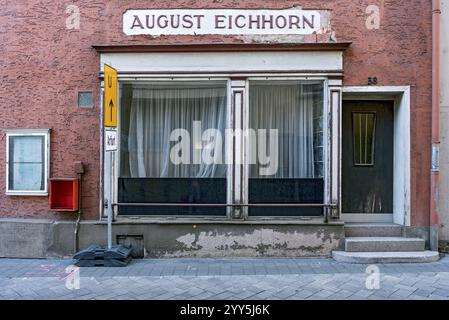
[235,10,333,44]
[161,227,342,258]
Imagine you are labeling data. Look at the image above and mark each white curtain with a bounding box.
[249,83,317,178]
[127,84,227,178]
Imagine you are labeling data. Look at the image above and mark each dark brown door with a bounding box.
[342,100,393,213]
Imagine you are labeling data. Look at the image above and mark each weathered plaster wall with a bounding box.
[0,218,344,258]
[0,1,433,227]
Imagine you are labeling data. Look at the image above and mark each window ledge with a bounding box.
[6,191,48,197]
[103,216,344,226]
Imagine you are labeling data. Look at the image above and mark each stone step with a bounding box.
[332,251,440,264]
[345,223,403,237]
[345,237,425,252]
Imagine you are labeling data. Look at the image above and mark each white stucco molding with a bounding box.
[99,51,343,75]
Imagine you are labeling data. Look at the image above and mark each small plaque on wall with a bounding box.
[105,129,117,152]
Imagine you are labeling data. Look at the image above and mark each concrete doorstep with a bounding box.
[332,251,441,264]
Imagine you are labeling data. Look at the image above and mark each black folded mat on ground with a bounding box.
[73,245,132,267]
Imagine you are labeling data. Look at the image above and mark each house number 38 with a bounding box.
[368,77,378,85]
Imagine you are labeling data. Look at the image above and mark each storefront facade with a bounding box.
[0,1,438,259]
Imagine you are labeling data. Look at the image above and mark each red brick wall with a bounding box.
[0,1,432,225]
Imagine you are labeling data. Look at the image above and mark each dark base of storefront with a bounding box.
[0,218,443,259]
[0,218,346,259]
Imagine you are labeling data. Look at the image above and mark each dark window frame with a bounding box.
[351,111,377,167]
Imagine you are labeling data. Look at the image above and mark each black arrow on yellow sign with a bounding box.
[104,64,117,128]
[109,99,114,122]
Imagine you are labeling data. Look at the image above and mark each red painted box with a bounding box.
[49,178,79,212]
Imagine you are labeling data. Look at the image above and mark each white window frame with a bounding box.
[244,77,329,218]
[112,76,331,218]
[100,50,344,219]
[5,129,51,196]
[113,79,231,218]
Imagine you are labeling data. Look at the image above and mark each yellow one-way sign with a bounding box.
[104,64,118,127]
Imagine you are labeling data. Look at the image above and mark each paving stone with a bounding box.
[398,277,420,287]
[412,288,432,297]
[407,294,428,300]
[430,288,449,297]
[353,289,375,298]
[246,290,273,300]
[273,289,296,299]
[426,294,448,300]
[394,283,417,292]
[313,289,335,298]
[328,289,354,299]
[289,290,315,299]
[388,289,416,299]
[209,291,235,300]
[1,257,449,300]
[197,290,224,299]
[432,280,449,289]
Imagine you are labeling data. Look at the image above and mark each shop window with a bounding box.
[118,81,227,215]
[5,129,50,195]
[116,79,326,217]
[248,81,325,216]
[352,112,376,166]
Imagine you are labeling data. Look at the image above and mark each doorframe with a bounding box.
[341,86,411,226]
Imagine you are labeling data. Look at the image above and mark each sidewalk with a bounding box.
[0,256,448,300]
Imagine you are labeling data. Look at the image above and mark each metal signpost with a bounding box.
[74,64,131,267]
[104,64,118,250]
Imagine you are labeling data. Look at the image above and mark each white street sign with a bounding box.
[105,129,117,152]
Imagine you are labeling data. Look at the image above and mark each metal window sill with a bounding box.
[99,216,344,226]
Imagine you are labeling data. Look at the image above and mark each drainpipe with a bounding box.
[430,0,441,251]
[74,162,85,253]
[74,173,82,253]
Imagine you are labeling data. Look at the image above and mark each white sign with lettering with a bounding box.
[123,9,321,36]
[105,129,117,152]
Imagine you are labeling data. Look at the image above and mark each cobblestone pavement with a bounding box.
[0,256,448,300]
